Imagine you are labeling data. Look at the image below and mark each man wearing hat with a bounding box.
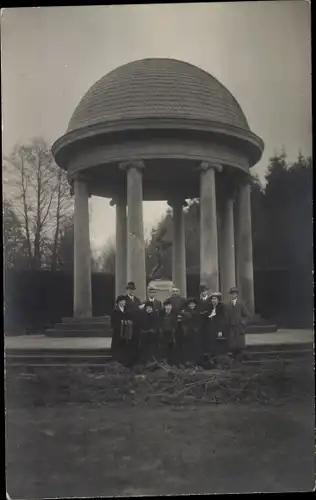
[166,286,187,314]
[197,285,212,314]
[139,285,163,314]
[226,286,251,355]
[124,281,142,313]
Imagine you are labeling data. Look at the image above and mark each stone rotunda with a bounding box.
[52,58,264,318]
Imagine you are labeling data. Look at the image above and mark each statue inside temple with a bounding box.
[147,226,172,283]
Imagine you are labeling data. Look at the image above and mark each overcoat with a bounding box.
[196,298,211,356]
[158,310,178,363]
[140,298,163,314]
[138,310,160,363]
[204,302,227,355]
[110,306,135,365]
[181,308,202,363]
[125,295,142,313]
[167,295,187,314]
[225,299,251,351]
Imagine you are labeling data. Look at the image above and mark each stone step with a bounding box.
[45,329,110,338]
[242,348,313,360]
[62,316,110,323]
[53,322,109,330]
[5,348,112,357]
[6,354,112,366]
[246,342,312,352]
[246,324,277,334]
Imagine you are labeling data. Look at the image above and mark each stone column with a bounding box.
[168,198,187,297]
[199,162,222,292]
[120,160,146,302]
[220,187,236,301]
[110,195,127,298]
[234,178,255,314]
[73,174,92,318]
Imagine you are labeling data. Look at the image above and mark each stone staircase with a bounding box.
[44,314,277,338]
[45,316,112,338]
[6,342,312,368]
[246,315,278,334]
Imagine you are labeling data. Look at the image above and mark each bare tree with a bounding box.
[96,238,116,273]
[3,138,73,270]
[3,198,29,269]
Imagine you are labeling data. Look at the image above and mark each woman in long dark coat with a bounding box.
[181,297,202,364]
[158,299,178,365]
[204,292,228,358]
[138,301,160,365]
[111,294,135,366]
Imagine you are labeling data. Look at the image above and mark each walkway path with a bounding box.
[5,329,313,351]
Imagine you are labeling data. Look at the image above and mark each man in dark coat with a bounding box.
[167,287,187,314]
[124,281,142,313]
[139,286,163,314]
[196,285,212,314]
[225,286,251,355]
[123,282,143,364]
[196,285,212,363]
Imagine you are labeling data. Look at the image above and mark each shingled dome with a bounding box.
[67,58,250,134]
[52,57,264,195]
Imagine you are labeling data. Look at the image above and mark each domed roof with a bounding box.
[67,58,250,133]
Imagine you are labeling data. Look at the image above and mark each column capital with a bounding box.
[119,160,145,172]
[199,161,223,173]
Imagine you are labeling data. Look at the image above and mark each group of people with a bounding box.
[110,281,251,367]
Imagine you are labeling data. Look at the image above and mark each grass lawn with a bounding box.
[5,361,315,498]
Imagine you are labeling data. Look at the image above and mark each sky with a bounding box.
[1,2,312,253]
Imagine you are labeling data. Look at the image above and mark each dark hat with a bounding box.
[186,297,197,305]
[163,298,172,306]
[144,300,154,308]
[199,285,207,293]
[126,281,136,290]
[229,286,239,294]
[116,294,127,303]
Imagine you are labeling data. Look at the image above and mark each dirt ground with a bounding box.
[5,360,315,498]
[5,402,314,498]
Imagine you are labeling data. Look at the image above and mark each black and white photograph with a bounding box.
[2,2,313,498]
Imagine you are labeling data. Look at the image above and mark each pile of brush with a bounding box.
[6,355,313,408]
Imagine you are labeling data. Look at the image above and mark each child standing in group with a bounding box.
[138,301,160,365]
[158,299,177,365]
[181,297,201,365]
